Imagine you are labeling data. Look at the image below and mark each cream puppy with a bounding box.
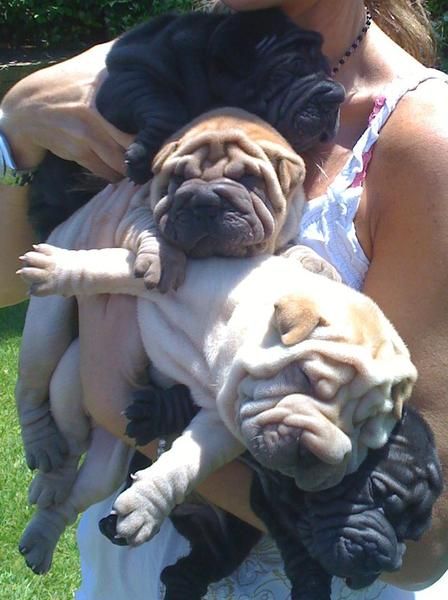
[18,239,416,555]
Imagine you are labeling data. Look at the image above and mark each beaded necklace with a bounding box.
[332,9,373,75]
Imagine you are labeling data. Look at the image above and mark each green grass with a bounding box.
[0,303,80,600]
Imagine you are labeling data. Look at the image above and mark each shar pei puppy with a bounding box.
[95,7,346,183]
[28,7,345,238]
[17,109,417,579]
[16,107,314,574]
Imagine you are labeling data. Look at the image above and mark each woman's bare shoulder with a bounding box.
[362,71,448,258]
[378,73,448,158]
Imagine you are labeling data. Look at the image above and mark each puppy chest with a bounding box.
[136,298,216,408]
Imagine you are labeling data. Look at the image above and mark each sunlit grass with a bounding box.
[0,303,80,599]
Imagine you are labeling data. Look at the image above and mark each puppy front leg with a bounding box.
[117,197,188,293]
[19,240,186,298]
[18,245,148,298]
[113,409,245,546]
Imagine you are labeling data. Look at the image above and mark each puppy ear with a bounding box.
[277,155,306,195]
[274,294,323,346]
[259,140,306,196]
[152,141,179,174]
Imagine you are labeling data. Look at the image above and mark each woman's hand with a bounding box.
[0,42,133,180]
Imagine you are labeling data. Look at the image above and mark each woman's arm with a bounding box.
[0,42,134,307]
[0,186,34,306]
[362,82,448,589]
[0,42,132,179]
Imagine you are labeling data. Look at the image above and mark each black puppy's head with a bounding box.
[299,406,443,589]
[208,8,346,151]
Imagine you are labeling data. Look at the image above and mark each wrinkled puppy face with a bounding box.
[299,407,443,588]
[235,284,418,492]
[149,108,306,258]
[207,8,346,151]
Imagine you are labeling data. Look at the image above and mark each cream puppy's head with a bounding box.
[221,267,417,492]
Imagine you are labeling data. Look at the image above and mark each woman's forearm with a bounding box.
[0,185,35,307]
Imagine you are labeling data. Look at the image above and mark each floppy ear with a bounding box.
[274,294,324,346]
[277,155,306,196]
[152,140,179,174]
[259,140,306,197]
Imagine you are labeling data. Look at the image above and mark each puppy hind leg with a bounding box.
[28,338,89,507]
[16,295,77,472]
[250,473,332,600]
[20,427,132,575]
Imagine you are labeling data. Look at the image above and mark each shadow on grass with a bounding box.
[0,302,28,339]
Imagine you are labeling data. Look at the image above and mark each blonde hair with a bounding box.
[366,1,437,66]
[199,0,438,66]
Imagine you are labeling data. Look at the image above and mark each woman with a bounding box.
[1,0,448,597]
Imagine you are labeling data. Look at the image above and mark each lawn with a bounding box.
[0,302,80,599]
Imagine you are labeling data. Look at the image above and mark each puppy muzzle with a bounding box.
[267,75,346,150]
[239,393,353,491]
[153,178,273,257]
[303,509,406,588]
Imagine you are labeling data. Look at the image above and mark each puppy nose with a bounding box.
[318,80,346,104]
[189,187,221,218]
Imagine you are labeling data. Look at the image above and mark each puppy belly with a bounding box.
[137,299,215,409]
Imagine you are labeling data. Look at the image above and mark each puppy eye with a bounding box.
[167,174,184,194]
[238,174,264,190]
[170,174,184,186]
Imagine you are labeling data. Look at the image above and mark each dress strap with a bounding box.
[330,68,448,192]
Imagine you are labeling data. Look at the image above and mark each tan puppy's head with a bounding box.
[232,272,418,492]
[149,108,306,258]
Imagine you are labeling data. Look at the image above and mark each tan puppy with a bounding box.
[116,107,308,292]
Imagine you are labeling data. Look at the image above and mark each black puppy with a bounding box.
[29,8,345,239]
[101,391,443,600]
[96,8,345,183]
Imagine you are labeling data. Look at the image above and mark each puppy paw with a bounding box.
[98,513,129,546]
[125,142,153,184]
[125,383,195,446]
[28,462,78,507]
[284,245,341,282]
[22,418,69,473]
[17,244,75,296]
[134,241,186,294]
[19,517,61,574]
[113,478,166,546]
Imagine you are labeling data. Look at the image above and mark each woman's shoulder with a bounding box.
[364,67,448,239]
[381,68,448,151]
[368,67,448,178]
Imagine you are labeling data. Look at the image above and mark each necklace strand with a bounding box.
[332,9,372,75]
